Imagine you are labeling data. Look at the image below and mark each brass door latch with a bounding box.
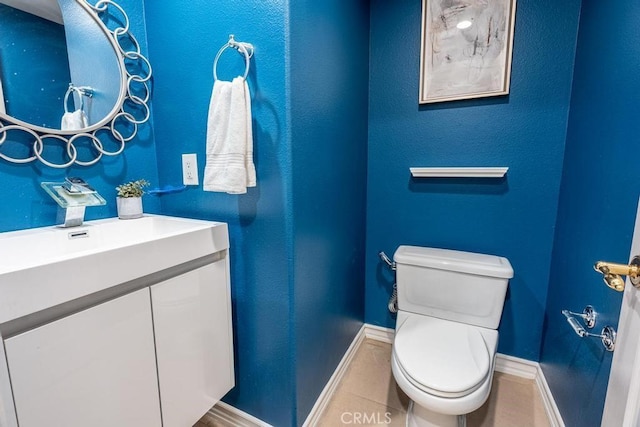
[593,256,640,292]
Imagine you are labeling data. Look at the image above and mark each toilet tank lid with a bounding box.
[393,246,514,279]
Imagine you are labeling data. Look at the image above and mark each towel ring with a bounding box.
[213,34,253,81]
[63,85,76,114]
[64,84,94,113]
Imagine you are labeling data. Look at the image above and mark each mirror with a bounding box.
[0,0,152,168]
[0,0,122,130]
[0,2,71,129]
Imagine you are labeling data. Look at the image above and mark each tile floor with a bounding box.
[194,416,227,427]
[195,338,550,427]
[317,339,550,427]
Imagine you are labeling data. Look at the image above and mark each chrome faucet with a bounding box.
[57,205,88,228]
[41,178,106,227]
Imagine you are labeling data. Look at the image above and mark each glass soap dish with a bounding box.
[41,182,106,208]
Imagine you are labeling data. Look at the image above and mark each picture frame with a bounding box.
[419,0,517,104]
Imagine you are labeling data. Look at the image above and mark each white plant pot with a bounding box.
[116,197,143,219]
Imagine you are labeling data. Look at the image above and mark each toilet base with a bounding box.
[406,401,466,427]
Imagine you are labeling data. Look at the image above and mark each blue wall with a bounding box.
[289,0,369,421]
[365,0,581,361]
[0,0,160,234]
[539,1,640,425]
[142,2,294,424]
[4,1,637,425]
[145,1,369,425]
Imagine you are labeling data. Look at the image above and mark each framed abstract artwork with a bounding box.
[420,0,517,104]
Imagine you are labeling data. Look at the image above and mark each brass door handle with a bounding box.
[594,256,640,292]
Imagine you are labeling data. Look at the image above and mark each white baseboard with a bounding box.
[493,353,564,427]
[207,325,370,427]
[206,401,273,427]
[304,323,565,427]
[362,323,394,344]
[210,323,565,427]
[302,324,368,426]
[533,365,565,427]
[494,352,538,379]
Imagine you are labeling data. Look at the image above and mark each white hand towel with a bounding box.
[203,76,256,194]
[61,109,88,131]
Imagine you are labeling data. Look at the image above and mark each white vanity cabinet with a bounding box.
[152,259,234,427]
[4,289,162,427]
[0,216,234,427]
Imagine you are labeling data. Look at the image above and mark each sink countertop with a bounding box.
[0,215,229,324]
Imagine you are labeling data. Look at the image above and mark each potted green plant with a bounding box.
[115,179,149,219]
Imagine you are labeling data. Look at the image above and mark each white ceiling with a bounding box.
[0,0,63,25]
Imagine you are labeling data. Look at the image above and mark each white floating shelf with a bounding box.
[410,167,509,178]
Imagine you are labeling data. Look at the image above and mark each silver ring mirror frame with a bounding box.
[0,0,152,168]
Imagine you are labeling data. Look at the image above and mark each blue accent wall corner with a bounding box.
[365,0,581,362]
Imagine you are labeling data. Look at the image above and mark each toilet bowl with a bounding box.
[392,312,498,426]
[390,246,513,427]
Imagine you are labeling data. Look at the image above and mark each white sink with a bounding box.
[0,215,229,324]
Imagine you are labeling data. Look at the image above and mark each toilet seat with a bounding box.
[394,316,492,398]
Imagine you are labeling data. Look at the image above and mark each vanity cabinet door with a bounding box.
[151,259,234,427]
[4,288,162,427]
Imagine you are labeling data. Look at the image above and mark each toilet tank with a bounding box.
[394,246,513,329]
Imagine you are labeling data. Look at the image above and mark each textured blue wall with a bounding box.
[144,0,369,424]
[289,0,369,422]
[5,1,634,425]
[0,0,160,234]
[142,2,296,426]
[366,0,581,361]
[539,1,640,425]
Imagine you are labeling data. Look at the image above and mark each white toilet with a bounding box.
[391,245,513,427]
